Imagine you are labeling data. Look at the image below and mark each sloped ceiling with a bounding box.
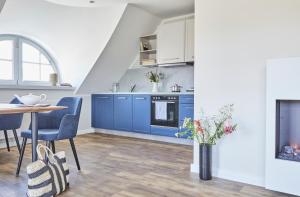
[44,0,194,18]
[0,0,127,87]
[0,0,191,93]
[77,5,161,94]
[0,0,5,13]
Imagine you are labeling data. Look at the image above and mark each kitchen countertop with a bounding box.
[93,92,194,95]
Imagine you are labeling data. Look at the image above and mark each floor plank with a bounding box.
[0,133,294,197]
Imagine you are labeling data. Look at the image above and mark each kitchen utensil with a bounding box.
[186,87,194,92]
[112,83,119,92]
[130,84,136,92]
[171,84,182,92]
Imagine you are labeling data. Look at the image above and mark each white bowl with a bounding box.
[15,93,47,106]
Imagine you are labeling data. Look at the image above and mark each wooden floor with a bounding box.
[0,133,294,197]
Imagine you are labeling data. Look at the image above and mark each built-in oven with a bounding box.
[151,95,179,128]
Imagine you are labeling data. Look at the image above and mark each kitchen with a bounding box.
[92,13,195,143]
[1,0,298,196]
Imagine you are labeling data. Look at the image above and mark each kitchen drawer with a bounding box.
[179,95,194,104]
[92,94,113,102]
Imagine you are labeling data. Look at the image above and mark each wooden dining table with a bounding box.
[0,104,66,161]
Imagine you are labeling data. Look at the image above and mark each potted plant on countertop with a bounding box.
[146,70,160,92]
[176,104,237,180]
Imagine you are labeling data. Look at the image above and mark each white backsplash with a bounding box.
[118,66,194,92]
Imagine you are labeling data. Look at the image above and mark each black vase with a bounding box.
[199,144,212,180]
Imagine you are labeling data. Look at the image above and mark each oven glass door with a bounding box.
[151,100,178,127]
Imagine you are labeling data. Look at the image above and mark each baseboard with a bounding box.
[190,163,265,187]
[77,128,95,135]
[95,129,193,145]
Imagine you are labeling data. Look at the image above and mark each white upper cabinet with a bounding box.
[185,16,195,62]
[157,18,186,64]
[157,14,194,65]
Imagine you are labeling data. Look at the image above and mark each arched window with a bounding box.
[0,35,59,85]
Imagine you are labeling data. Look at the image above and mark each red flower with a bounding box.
[224,120,234,135]
[194,120,204,134]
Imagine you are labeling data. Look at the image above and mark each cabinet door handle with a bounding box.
[135,97,146,100]
[163,58,180,61]
[97,97,109,99]
[184,107,194,109]
[118,97,127,100]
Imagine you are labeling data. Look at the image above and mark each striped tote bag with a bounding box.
[27,144,69,197]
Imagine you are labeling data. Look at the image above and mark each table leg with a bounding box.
[31,112,38,161]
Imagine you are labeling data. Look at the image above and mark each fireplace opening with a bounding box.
[276,100,300,162]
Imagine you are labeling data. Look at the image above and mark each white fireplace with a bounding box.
[266,58,300,196]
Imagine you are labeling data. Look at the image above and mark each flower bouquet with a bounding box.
[176,104,237,180]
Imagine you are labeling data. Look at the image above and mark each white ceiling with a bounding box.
[44,0,194,18]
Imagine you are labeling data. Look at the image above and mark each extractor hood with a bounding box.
[158,62,194,67]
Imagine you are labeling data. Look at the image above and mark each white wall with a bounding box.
[194,0,300,186]
[0,0,126,87]
[77,5,161,94]
[118,66,194,92]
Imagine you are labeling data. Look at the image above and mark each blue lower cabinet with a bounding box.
[92,95,114,129]
[132,95,150,134]
[179,120,185,129]
[151,126,178,137]
[179,103,194,121]
[92,94,194,138]
[178,120,192,139]
[179,95,194,104]
[114,95,133,131]
[179,103,194,139]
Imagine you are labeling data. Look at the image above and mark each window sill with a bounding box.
[0,85,75,91]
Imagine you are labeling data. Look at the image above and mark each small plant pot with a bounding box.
[199,144,212,180]
[152,82,159,92]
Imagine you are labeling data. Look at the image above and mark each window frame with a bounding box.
[0,35,18,85]
[0,34,60,86]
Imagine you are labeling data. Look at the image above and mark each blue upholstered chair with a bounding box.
[16,97,82,175]
[0,98,23,153]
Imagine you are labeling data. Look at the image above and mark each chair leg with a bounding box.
[69,138,81,171]
[51,141,55,153]
[4,130,10,152]
[16,138,27,176]
[12,129,21,154]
